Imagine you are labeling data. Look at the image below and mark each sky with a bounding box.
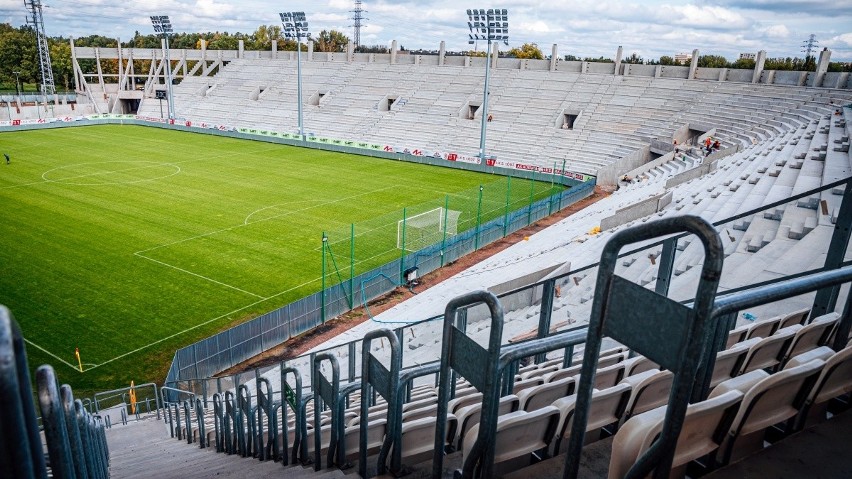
[1,0,851,61]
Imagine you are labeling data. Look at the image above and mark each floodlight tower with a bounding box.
[467,8,509,161]
[280,12,311,141]
[151,15,176,120]
[24,0,55,96]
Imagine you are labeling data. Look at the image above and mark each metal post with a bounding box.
[321,232,327,324]
[812,180,852,317]
[654,238,678,296]
[296,37,304,141]
[349,223,355,309]
[164,36,175,120]
[558,159,567,210]
[478,40,493,161]
[527,171,536,225]
[441,195,449,267]
[503,176,511,237]
[475,185,484,250]
[399,208,407,283]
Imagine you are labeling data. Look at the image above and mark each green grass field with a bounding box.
[0,125,561,394]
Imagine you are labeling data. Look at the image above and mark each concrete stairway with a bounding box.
[106,417,344,478]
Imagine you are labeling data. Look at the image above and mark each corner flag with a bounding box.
[75,347,83,372]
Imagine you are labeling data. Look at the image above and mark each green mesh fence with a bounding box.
[320,173,565,304]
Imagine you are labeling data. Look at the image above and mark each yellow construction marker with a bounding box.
[129,381,137,414]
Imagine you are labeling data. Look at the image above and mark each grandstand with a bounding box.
[2,36,852,478]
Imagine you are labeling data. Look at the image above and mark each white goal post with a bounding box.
[397,207,461,251]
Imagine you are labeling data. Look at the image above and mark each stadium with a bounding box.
[1,1,851,478]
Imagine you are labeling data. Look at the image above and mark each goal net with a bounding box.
[397,207,461,251]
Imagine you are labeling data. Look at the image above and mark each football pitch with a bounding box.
[0,125,561,393]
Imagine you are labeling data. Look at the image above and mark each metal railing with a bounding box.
[1,306,110,478]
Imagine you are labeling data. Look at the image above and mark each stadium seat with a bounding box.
[608,390,744,479]
[712,359,825,464]
[462,406,561,477]
[795,345,852,429]
[552,383,632,454]
[709,338,759,389]
[781,313,840,364]
[455,394,519,450]
[738,326,797,374]
[394,414,457,465]
[517,377,576,412]
[619,369,674,423]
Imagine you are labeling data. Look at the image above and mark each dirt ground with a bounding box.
[220,186,610,375]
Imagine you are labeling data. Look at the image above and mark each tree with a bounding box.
[250,24,282,50]
[564,54,581,61]
[658,55,676,65]
[697,55,729,68]
[467,50,486,57]
[623,52,643,64]
[507,43,543,60]
[313,30,350,53]
[49,40,73,90]
[731,58,756,70]
[355,44,389,54]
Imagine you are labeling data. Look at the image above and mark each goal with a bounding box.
[397,207,461,251]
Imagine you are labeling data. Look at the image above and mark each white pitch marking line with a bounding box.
[86,275,325,371]
[23,338,79,371]
[133,252,265,299]
[135,185,397,255]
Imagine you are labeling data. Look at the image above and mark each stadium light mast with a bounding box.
[467,8,508,161]
[280,12,311,142]
[151,15,176,120]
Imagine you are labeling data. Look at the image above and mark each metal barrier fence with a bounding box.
[164,180,596,389]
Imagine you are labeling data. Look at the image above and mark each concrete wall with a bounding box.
[600,192,668,230]
[726,69,753,83]
[587,62,616,74]
[625,64,657,77]
[596,146,650,185]
[695,67,724,80]
[664,160,718,189]
[660,65,690,79]
[773,71,806,86]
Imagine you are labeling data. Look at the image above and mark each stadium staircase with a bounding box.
[105,416,344,478]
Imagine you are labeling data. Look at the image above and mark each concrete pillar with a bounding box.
[391,40,398,64]
[439,41,446,66]
[752,50,766,83]
[581,61,588,74]
[308,40,314,61]
[464,55,470,67]
[718,68,727,81]
[614,46,623,75]
[654,65,662,78]
[347,41,354,62]
[688,49,699,79]
[200,39,207,65]
[116,37,123,90]
[271,40,277,59]
[238,39,244,59]
[550,44,558,71]
[70,37,80,92]
[491,42,498,68]
[814,48,831,87]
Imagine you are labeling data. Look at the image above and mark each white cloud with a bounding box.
[759,24,790,39]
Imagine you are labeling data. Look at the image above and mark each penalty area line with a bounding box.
[23,338,80,371]
[133,252,265,299]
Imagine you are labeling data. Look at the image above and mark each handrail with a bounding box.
[93,382,161,419]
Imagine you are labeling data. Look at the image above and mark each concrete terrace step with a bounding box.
[106,417,344,478]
